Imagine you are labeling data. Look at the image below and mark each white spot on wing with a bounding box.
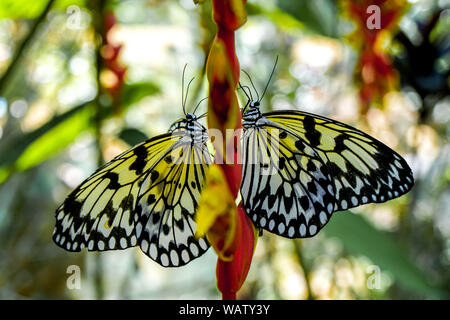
[198,238,208,250]
[190,243,199,257]
[109,237,116,248]
[269,220,275,231]
[149,243,157,258]
[170,250,179,266]
[288,226,295,237]
[278,223,285,234]
[299,224,306,236]
[120,237,127,248]
[260,217,266,227]
[181,250,189,263]
[161,253,169,266]
[319,211,327,225]
[141,239,148,252]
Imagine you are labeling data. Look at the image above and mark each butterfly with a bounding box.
[239,59,414,238]
[54,64,414,267]
[53,74,212,267]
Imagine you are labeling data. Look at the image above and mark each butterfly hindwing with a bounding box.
[53,127,212,267]
[135,132,212,267]
[241,124,336,238]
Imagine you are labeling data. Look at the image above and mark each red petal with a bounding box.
[216,206,255,299]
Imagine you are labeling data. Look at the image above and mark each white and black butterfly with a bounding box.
[239,60,414,238]
[53,74,212,267]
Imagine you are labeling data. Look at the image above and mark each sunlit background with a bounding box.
[0,0,449,299]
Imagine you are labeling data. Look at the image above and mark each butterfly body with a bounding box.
[168,113,208,144]
[242,101,263,127]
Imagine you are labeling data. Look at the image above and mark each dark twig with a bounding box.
[293,240,315,300]
[90,0,107,300]
[0,0,55,95]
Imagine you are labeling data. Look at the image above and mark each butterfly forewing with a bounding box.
[53,134,175,252]
[264,111,414,211]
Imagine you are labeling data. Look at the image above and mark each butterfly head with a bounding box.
[186,113,196,121]
[250,100,260,109]
[242,100,262,127]
[185,113,202,133]
[169,113,208,144]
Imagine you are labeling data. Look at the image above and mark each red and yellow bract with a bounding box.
[195,0,256,300]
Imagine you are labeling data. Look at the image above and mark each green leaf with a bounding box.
[247,2,304,35]
[324,211,446,298]
[0,102,92,184]
[121,82,160,110]
[0,80,156,184]
[15,104,93,171]
[276,0,338,37]
[118,128,149,147]
[0,0,86,19]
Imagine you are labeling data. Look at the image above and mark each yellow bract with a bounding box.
[206,39,241,164]
[195,164,238,260]
[230,0,246,22]
[206,40,229,84]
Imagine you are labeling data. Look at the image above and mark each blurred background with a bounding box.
[0,0,449,299]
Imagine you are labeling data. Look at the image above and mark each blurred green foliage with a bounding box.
[324,212,444,298]
[0,0,85,19]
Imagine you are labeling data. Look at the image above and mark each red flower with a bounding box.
[342,0,408,111]
[100,12,126,106]
[216,206,257,300]
[195,0,256,300]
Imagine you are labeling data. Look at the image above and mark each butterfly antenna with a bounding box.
[243,85,253,101]
[183,76,196,114]
[242,99,251,113]
[242,69,260,102]
[238,82,252,101]
[238,82,253,113]
[193,96,208,115]
[260,55,278,102]
[181,64,188,116]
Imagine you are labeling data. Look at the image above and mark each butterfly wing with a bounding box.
[53,128,211,267]
[241,110,414,238]
[241,124,337,238]
[135,132,211,267]
[264,111,414,211]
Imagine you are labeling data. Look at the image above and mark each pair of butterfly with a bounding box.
[53,68,414,268]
